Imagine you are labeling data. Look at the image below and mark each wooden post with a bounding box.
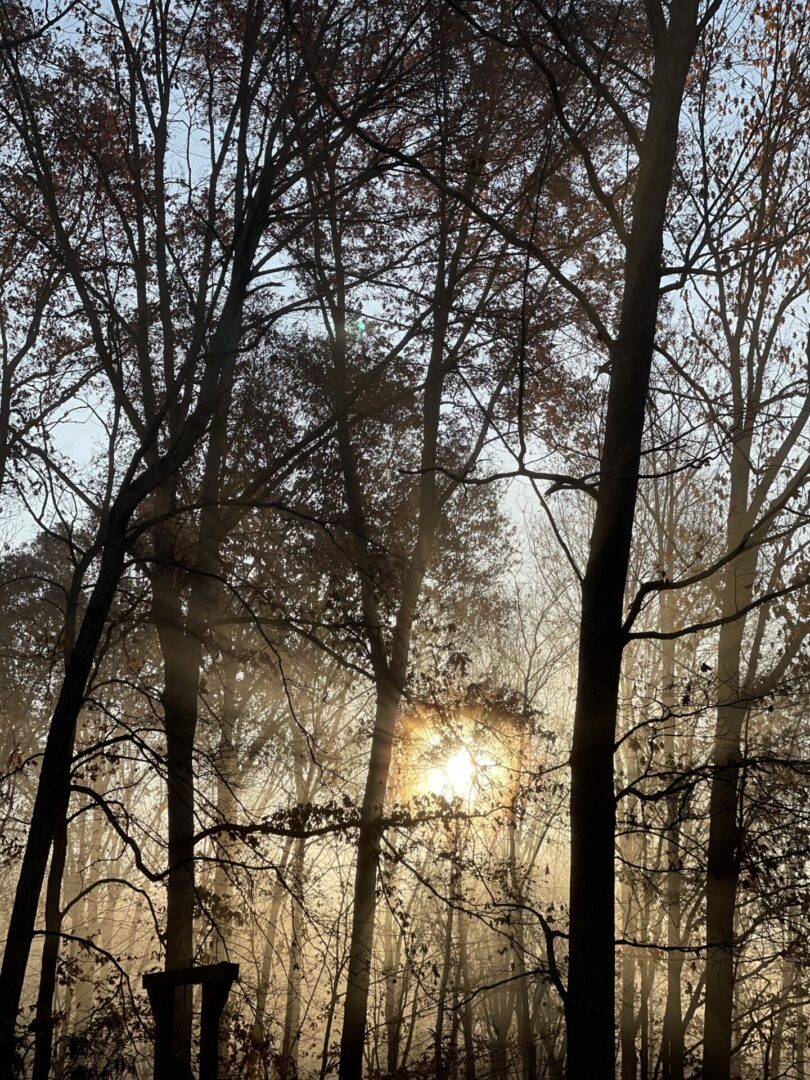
[143,963,239,1079]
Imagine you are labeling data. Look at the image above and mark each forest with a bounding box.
[1,0,809,1077]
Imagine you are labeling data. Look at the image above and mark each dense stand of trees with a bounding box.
[3,1,810,1078]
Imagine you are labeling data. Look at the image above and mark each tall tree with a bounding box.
[0,0,332,1066]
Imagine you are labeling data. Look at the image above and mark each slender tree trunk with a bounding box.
[660,568,685,1080]
[508,821,536,1080]
[702,665,746,1077]
[400,972,421,1071]
[383,892,402,1075]
[212,657,239,1074]
[449,945,462,1080]
[796,1005,806,1080]
[252,839,295,1053]
[150,353,236,1075]
[769,958,795,1080]
[334,176,449,1077]
[69,802,107,1073]
[55,820,87,1077]
[564,13,704,1075]
[212,658,240,959]
[459,908,476,1080]
[153,569,199,1078]
[281,834,306,1075]
[31,801,69,1080]
[244,839,296,1080]
[620,839,638,1080]
[638,939,655,1080]
[338,677,402,1078]
[636,829,659,1080]
[31,592,80,1080]
[53,933,77,1080]
[319,954,348,1080]
[489,1036,508,1080]
[435,845,459,1080]
[702,520,756,1078]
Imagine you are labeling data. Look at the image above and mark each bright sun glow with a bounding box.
[427,747,478,800]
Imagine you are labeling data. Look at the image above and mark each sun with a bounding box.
[426,747,478,800]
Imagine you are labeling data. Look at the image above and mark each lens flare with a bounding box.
[427,747,477,799]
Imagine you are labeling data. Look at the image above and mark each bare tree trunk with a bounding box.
[702,513,756,1078]
[150,344,236,1075]
[508,821,536,1080]
[660,575,684,1080]
[333,157,465,1079]
[564,11,706,1075]
[246,837,296,1079]
[339,678,402,1077]
[152,567,199,1077]
[435,845,459,1080]
[769,958,796,1080]
[319,952,348,1080]
[638,939,655,1080]
[281,834,307,1075]
[383,892,401,1076]
[797,1006,807,1080]
[212,657,240,960]
[54,819,87,1078]
[636,829,660,1080]
[31,591,81,1080]
[620,844,638,1080]
[31,801,69,1080]
[459,909,476,1080]
[211,656,240,1074]
[400,974,421,1072]
[71,802,106,1062]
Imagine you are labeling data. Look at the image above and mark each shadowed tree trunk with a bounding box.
[435,834,460,1080]
[659,566,685,1080]
[702,459,757,1077]
[770,956,796,1080]
[248,836,296,1076]
[459,907,476,1080]
[148,329,238,1074]
[620,846,638,1080]
[563,7,712,1075]
[280,833,307,1076]
[31,802,69,1080]
[31,587,81,1080]
[797,1006,807,1080]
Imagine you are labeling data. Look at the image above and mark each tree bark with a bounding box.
[151,566,199,1077]
[382,888,403,1076]
[769,958,795,1080]
[31,801,69,1080]
[702,445,757,1079]
[459,908,476,1080]
[338,678,402,1079]
[32,591,79,1080]
[660,582,685,1080]
[434,843,459,1080]
[620,853,637,1080]
[564,10,705,1077]
[281,834,307,1076]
